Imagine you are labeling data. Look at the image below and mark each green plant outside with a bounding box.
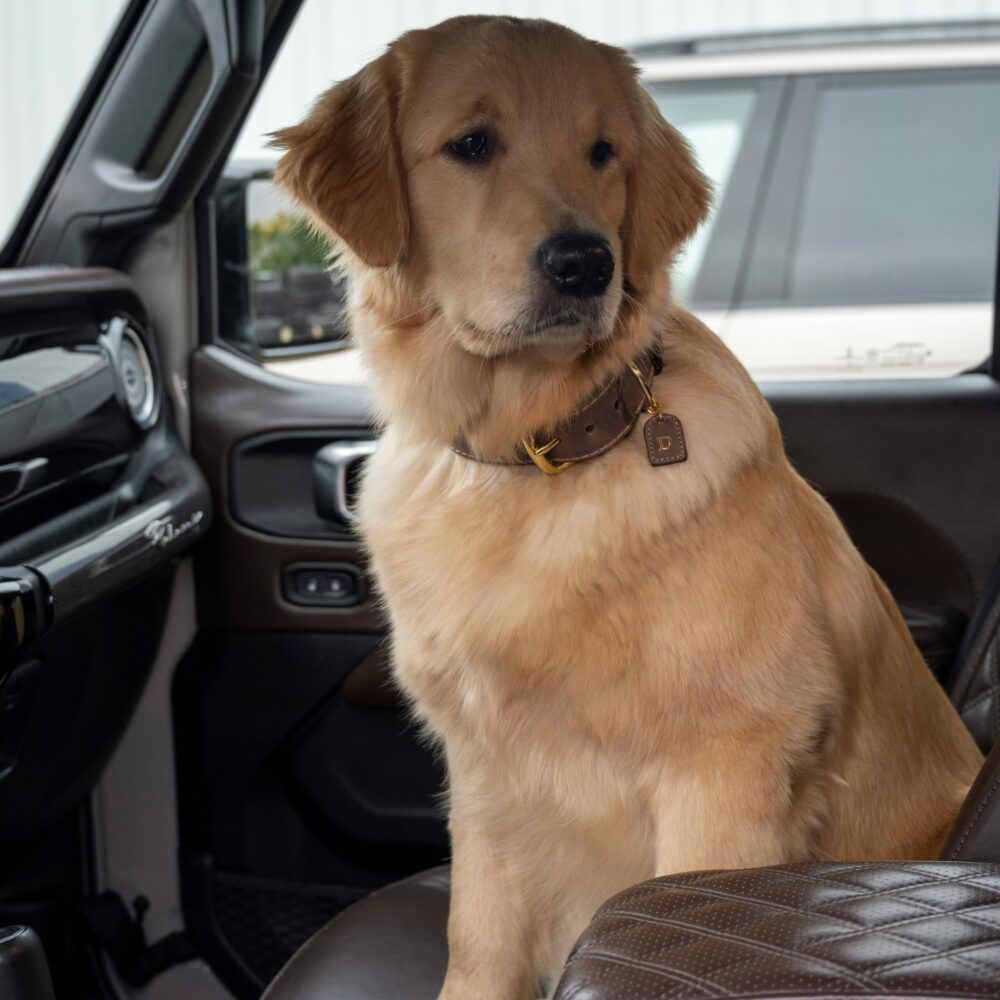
[249,212,330,273]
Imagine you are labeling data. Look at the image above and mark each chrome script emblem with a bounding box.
[144,509,204,548]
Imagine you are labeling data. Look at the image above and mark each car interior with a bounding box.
[3,2,1000,998]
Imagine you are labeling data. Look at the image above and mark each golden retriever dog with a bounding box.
[274,16,984,999]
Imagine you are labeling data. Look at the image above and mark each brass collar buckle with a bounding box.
[520,433,574,475]
[519,359,661,476]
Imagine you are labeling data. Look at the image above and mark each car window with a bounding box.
[782,74,1000,307]
[0,0,131,253]
[215,9,1000,384]
[647,84,758,304]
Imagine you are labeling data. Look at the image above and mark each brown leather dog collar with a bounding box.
[452,349,685,475]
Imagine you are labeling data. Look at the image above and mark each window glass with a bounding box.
[647,85,757,304]
[0,0,130,251]
[786,76,1000,306]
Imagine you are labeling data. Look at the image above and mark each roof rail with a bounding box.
[630,20,1000,58]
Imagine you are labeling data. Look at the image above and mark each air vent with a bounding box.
[102,316,159,430]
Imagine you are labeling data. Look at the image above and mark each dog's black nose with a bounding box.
[537,233,614,298]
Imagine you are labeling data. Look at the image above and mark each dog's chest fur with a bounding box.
[355,357,800,768]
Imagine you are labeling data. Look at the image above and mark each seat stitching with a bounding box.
[631,881,1000,975]
[614,866,1000,918]
[606,902,1000,983]
[947,776,1000,859]
[604,868,1000,984]
[793,872,1000,947]
[863,936,1000,976]
[582,910,885,989]
[773,864,999,900]
[567,949,729,995]
[961,685,999,713]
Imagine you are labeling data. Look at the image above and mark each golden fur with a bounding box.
[274,17,983,999]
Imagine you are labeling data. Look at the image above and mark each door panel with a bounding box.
[766,374,1000,615]
[183,343,446,997]
[0,267,211,992]
[0,0,320,992]
[189,344,378,632]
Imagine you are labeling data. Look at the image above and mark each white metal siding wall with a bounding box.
[0,0,125,234]
[235,0,1000,159]
[4,0,1000,239]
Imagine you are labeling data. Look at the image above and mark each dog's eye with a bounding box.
[449,133,491,160]
[590,140,614,167]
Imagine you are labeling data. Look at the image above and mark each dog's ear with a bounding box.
[622,87,712,298]
[271,53,408,267]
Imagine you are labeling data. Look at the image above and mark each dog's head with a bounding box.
[272,16,709,362]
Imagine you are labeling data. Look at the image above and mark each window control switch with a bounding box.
[282,563,365,607]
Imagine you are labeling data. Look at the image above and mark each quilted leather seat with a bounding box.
[553,862,1000,999]
[265,571,1000,999]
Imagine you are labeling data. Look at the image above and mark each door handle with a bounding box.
[313,440,377,524]
[0,459,48,504]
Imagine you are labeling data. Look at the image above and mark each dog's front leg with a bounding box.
[652,737,816,874]
[438,805,540,1000]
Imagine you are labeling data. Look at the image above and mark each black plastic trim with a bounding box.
[195,0,309,349]
[32,450,209,627]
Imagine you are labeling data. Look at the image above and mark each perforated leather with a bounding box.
[553,862,1000,1000]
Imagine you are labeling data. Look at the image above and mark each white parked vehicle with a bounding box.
[641,21,1000,380]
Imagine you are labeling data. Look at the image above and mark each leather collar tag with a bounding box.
[643,413,687,466]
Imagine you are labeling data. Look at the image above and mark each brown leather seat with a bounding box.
[949,558,1000,753]
[263,867,449,1000]
[265,572,1000,999]
[265,760,1000,1000]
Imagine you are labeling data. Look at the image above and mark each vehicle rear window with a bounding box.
[784,74,1000,306]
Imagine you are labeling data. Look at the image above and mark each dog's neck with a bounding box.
[348,268,670,460]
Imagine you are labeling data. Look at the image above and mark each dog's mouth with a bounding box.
[463,306,610,349]
[523,312,582,335]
